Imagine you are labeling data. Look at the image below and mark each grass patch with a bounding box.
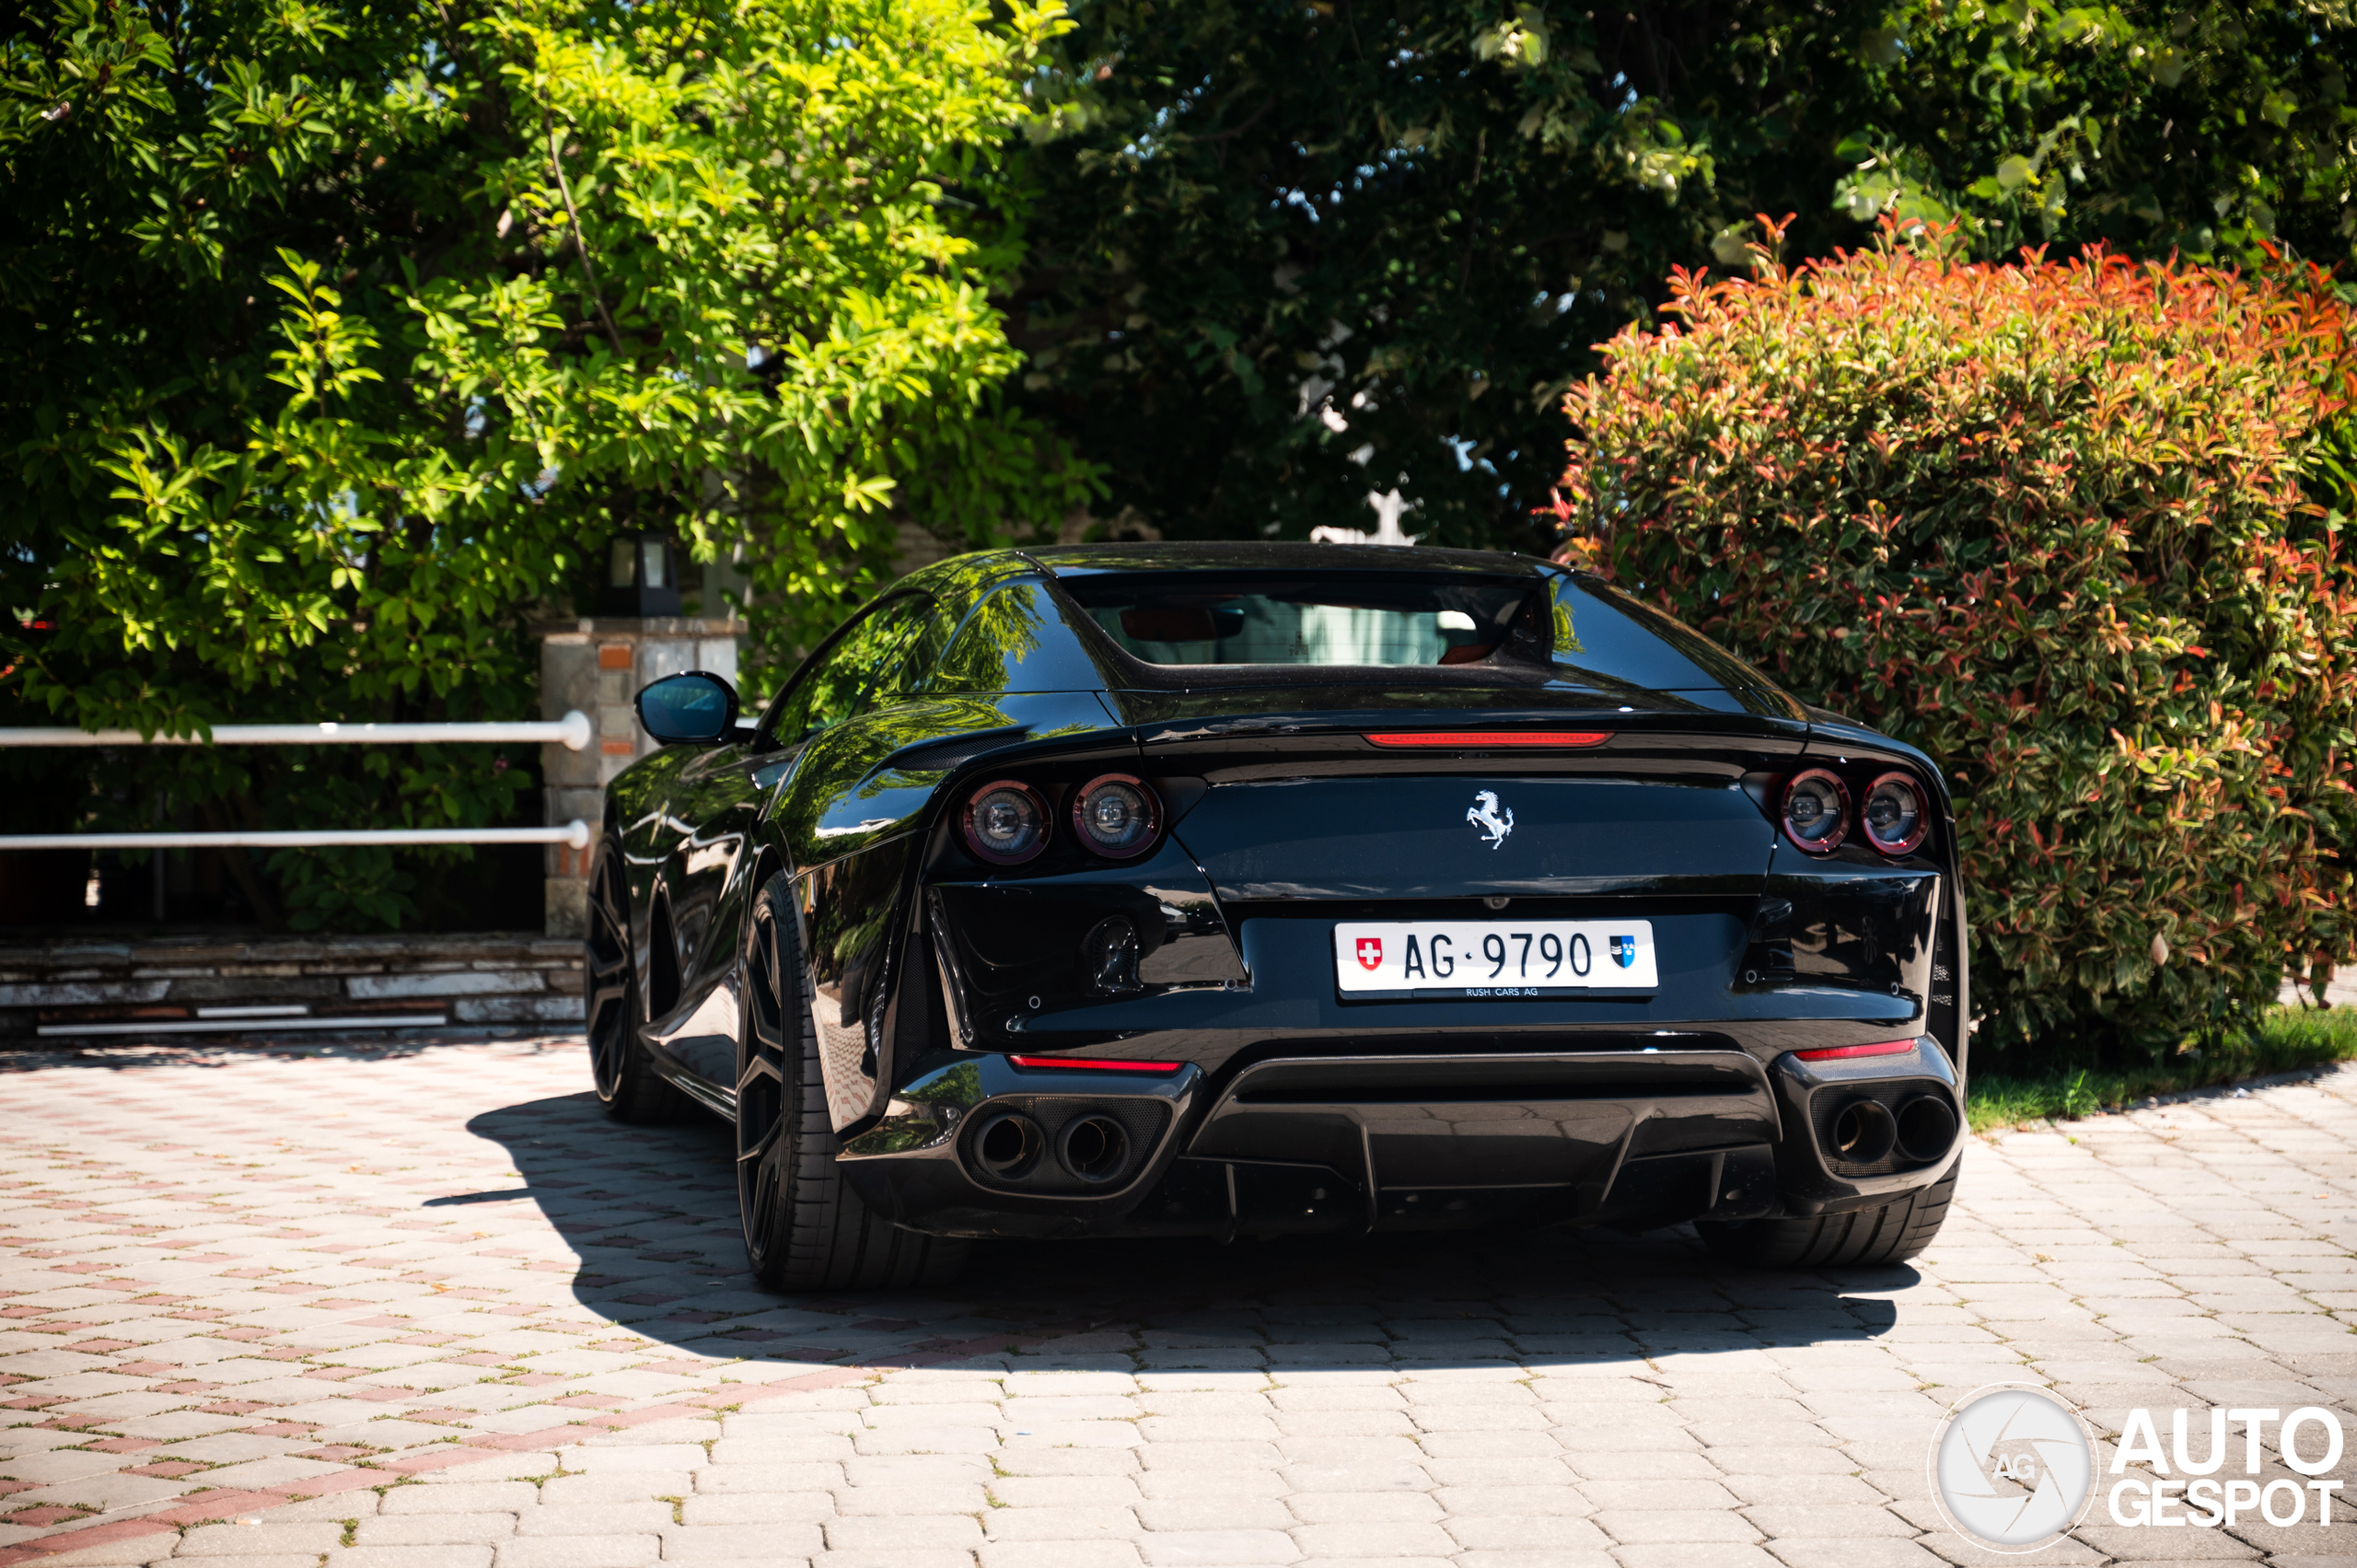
[1967,1005,2357,1133]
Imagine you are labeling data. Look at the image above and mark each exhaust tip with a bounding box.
[1829,1098,1898,1166]
[1895,1095,1958,1164]
[1057,1114,1132,1185]
[971,1111,1044,1179]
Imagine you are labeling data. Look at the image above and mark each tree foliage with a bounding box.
[1555,224,2357,1058]
[1006,0,2356,551]
[1823,0,2356,264]
[0,0,1087,923]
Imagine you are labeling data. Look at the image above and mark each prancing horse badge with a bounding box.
[1466,790,1514,848]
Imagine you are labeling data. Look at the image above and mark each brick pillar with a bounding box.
[537,616,746,936]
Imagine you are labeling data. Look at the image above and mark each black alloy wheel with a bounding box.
[1695,1153,1961,1268]
[737,871,967,1291]
[585,836,685,1123]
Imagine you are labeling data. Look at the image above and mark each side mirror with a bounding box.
[635,671,739,746]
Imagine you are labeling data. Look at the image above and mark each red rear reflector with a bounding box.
[1793,1040,1918,1063]
[1365,731,1612,749]
[1008,1055,1184,1074]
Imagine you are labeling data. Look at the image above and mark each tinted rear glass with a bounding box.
[928,578,1111,692]
[1055,564,1780,702]
[1549,575,1778,694]
[761,593,945,744]
[1063,572,1532,668]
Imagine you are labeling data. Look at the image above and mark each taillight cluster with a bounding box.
[959,773,1162,866]
[1781,769,1930,857]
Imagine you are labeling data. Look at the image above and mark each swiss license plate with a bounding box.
[1332,920,1658,997]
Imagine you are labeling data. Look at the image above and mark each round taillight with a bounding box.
[1072,772,1160,858]
[1782,769,1850,854]
[962,779,1049,865]
[1861,772,1929,855]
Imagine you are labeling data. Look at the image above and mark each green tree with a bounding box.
[1004,1,2356,550]
[1004,1,1728,552]
[1819,0,2355,266]
[0,0,1088,925]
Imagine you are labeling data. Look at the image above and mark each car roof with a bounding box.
[1025,541,1550,577]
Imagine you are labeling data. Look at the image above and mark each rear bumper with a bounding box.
[840,1038,1963,1240]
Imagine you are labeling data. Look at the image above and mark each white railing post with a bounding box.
[0,823,594,851]
[0,717,601,901]
[0,714,594,749]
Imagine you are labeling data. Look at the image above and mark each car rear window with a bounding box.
[928,578,1113,692]
[1549,573,1780,696]
[1062,572,1534,668]
[1054,564,1780,703]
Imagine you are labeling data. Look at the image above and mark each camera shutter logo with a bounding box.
[1928,1384,2097,1551]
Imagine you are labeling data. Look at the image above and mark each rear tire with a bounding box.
[586,837,689,1124]
[737,872,968,1292]
[1697,1153,1960,1269]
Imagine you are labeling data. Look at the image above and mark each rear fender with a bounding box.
[1756,740,1965,1062]
[795,835,920,1134]
[773,694,1088,865]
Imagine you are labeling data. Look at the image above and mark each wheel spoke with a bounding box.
[736,882,807,1276]
[590,870,622,928]
[735,1119,782,1163]
[747,922,784,1041]
[590,1039,622,1090]
[745,1161,779,1250]
[584,848,642,1102]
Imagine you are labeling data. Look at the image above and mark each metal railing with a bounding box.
[1,823,591,851]
[0,712,596,852]
[0,713,593,750]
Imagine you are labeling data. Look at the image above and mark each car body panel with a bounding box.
[598,543,1969,1239]
[1173,773,1776,902]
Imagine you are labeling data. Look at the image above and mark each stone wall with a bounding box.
[0,933,582,1042]
[537,616,745,937]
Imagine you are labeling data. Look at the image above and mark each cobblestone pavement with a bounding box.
[0,1036,2351,1568]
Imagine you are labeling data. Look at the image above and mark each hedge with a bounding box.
[1552,221,2357,1063]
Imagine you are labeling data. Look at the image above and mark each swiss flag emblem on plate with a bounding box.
[1355,937,1383,971]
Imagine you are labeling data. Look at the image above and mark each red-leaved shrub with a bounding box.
[1553,221,2357,1060]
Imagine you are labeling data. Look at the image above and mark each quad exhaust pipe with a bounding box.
[1895,1095,1958,1163]
[1057,1114,1132,1184]
[1829,1099,1896,1165]
[968,1108,1139,1187]
[1824,1094,1957,1167]
[972,1111,1044,1179]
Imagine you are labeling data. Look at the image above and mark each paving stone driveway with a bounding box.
[0,1035,2351,1568]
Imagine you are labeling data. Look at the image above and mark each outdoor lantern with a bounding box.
[598,530,681,618]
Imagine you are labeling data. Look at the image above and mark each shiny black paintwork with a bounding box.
[602,543,1969,1241]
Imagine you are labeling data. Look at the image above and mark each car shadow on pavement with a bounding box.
[469,1089,1915,1373]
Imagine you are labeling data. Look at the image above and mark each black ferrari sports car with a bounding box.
[590,543,1966,1289]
